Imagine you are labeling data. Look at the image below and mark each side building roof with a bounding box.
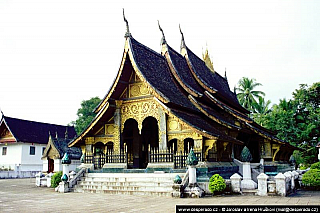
[1,116,76,145]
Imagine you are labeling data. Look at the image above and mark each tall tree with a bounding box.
[236,77,265,112]
[252,96,271,126]
[263,82,320,165]
[71,97,101,135]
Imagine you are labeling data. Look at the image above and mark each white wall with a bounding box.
[0,143,22,170]
[15,143,46,171]
[54,159,62,172]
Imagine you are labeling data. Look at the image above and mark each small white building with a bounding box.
[42,133,82,173]
[0,115,77,176]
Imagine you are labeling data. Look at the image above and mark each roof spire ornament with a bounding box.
[179,24,186,50]
[0,107,3,118]
[158,20,166,45]
[224,68,228,81]
[123,8,131,38]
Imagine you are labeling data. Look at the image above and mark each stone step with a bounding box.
[77,180,174,187]
[73,184,172,192]
[242,189,258,195]
[73,188,172,196]
[79,177,176,183]
[72,172,185,197]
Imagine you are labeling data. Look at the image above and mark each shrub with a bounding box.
[51,171,63,188]
[302,169,320,190]
[209,174,226,194]
[300,165,307,170]
[310,162,320,170]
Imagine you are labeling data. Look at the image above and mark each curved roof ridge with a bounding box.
[165,44,203,97]
[129,37,199,112]
[188,95,240,130]
[184,46,247,113]
[204,91,252,123]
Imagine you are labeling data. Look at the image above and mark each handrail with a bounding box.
[181,169,189,190]
[68,168,86,188]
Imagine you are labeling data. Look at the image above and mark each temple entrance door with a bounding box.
[123,119,140,169]
[48,159,54,173]
[141,117,159,168]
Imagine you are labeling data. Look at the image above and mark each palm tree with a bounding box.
[236,77,265,112]
[252,96,271,126]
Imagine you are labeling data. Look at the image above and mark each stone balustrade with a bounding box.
[230,169,300,197]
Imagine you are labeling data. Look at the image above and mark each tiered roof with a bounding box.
[69,18,296,151]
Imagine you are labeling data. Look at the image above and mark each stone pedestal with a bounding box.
[58,181,69,193]
[63,164,69,180]
[172,184,183,198]
[275,173,286,196]
[35,172,43,186]
[189,166,196,184]
[257,173,268,196]
[241,162,257,189]
[230,173,242,193]
[46,173,53,187]
[184,165,205,198]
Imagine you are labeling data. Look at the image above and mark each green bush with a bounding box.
[300,165,307,170]
[302,169,320,190]
[310,162,320,170]
[51,171,63,188]
[209,174,226,194]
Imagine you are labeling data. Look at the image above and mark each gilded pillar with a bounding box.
[158,107,167,149]
[114,100,122,154]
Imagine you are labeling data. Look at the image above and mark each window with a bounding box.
[2,147,7,155]
[42,147,46,155]
[30,146,35,155]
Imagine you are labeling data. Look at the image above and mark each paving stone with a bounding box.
[0,178,320,212]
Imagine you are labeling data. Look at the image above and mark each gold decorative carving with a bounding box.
[223,142,229,151]
[0,129,12,138]
[204,139,217,158]
[169,120,178,130]
[115,100,123,109]
[85,137,94,145]
[168,132,203,152]
[272,144,281,161]
[129,82,150,98]
[105,124,115,135]
[262,140,272,158]
[121,98,160,133]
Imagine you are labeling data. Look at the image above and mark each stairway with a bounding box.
[72,172,185,197]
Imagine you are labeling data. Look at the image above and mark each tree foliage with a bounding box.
[71,97,101,134]
[236,77,265,112]
[258,82,320,165]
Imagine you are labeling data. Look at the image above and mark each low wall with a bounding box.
[0,171,39,179]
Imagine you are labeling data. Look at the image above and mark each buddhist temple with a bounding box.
[68,14,296,177]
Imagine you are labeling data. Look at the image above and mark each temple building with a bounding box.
[42,132,81,173]
[0,115,76,173]
[68,18,296,176]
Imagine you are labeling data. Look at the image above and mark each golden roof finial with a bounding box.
[123,8,131,38]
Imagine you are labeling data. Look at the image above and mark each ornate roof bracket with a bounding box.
[123,8,131,38]
[179,24,187,51]
[158,20,166,45]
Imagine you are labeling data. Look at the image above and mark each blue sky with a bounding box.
[0,0,319,125]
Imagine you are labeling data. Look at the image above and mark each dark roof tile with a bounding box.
[3,116,76,145]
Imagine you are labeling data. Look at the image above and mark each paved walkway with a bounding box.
[0,178,319,213]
